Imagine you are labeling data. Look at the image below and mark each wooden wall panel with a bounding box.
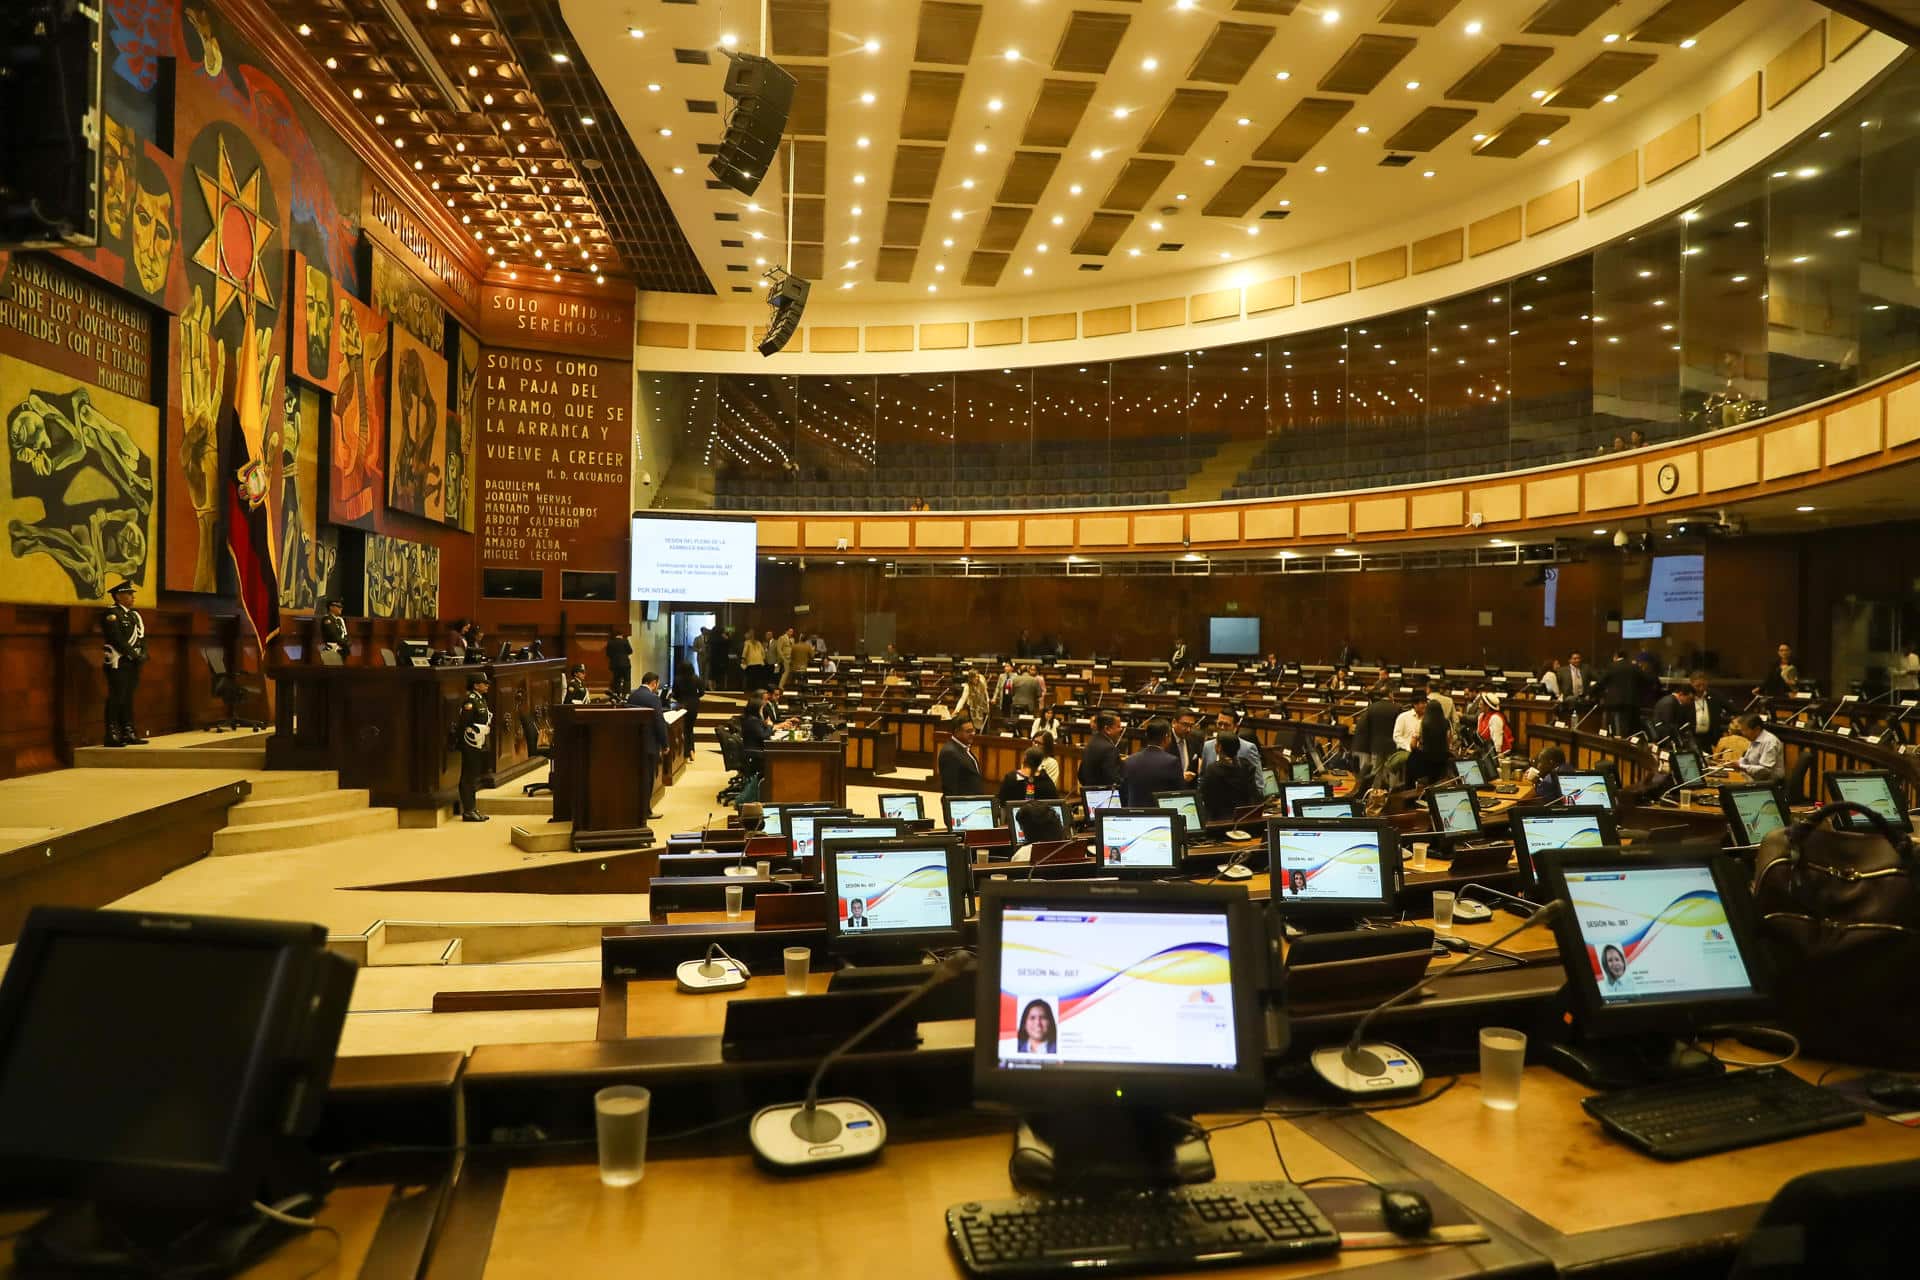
[975,318,1023,346]
[865,325,914,352]
[1138,297,1187,330]
[804,520,857,548]
[1644,452,1699,501]
[1704,74,1761,150]
[1079,516,1131,546]
[1411,490,1464,529]
[1469,484,1522,524]
[1412,229,1465,274]
[859,521,910,549]
[1189,510,1240,543]
[970,519,1020,549]
[1829,13,1870,57]
[758,520,800,546]
[696,324,747,352]
[636,320,690,349]
[1356,247,1408,290]
[1525,182,1579,235]
[1299,503,1349,538]
[1082,305,1132,338]
[1645,116,1700,183]
[1525,474,1580,517]
[808,326,860,353]
[1584,152,1638,212]
[1825,400,1883,465]
[1191,289,1241,323]
[1029,312,1078,342]
[1354,496,1408,533]
[1584,465,1639,510]
[1468,207,1522,256]
[1300,263,1351,303]
[1762,419,1821,480]
[1888,380,1920,448]
[1133,513,1186,544]
[1024,517,1076,547]
[1243,507,1296,540]
[1246,277,1296,313]
[915,521,966,549]
[1765,23,1826,109]
[1703,437,1760,491]
[919,322,968,350]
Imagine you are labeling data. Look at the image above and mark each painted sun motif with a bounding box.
[189,134,275,323]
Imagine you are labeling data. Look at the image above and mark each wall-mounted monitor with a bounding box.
[629,515,757,603]
[1208,617,1260,656]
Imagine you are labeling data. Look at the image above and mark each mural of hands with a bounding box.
[178,286,225,592]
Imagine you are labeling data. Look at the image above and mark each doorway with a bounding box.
[672,610,717,682]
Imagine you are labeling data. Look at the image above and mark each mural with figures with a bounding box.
[364,530,440,619]
[289,251,348,394]
[276,382,332,609]
[327,293,389,528]
[447,327,479,532]
[386,326,447,523]
[0,354,160,606]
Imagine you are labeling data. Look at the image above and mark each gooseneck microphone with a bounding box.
[750,951,975,1170]
[1309,900,1561,1096]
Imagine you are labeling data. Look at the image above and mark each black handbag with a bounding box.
[1752,800,1920,1068]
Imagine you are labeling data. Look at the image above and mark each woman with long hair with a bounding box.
[1016,998,1058,1054]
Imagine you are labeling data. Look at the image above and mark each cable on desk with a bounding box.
[1264,1074,1462,1119]
[1694,1024,1801,1070]
[323,1107,759,1173]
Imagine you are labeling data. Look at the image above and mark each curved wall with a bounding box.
[630,12,1900,374]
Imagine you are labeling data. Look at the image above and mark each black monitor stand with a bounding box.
[1010,1109,1215,1193]
[16,1147,327,1278]
[1539,1028,1724,1092]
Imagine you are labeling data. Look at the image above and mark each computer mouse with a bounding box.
[1221,863,1255,880]
[1380,1188,1433,1238]
[1225,829,1253,842]
[1864,1073,1920,1107]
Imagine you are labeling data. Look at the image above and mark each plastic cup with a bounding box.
[784,946,811,996]
[1409,841,1429,871]
[1479,1027,1527,1111]
[1432,890,1456,933]
[755,860,772,879]
[594,1085,651,1186]
[725,884,744,919]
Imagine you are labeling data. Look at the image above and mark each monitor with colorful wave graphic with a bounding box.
[1269,824,1393,914]
[1512,808,1616,891]
[1826,771,1912,833]
[1557,773,1613,810]
[992,907,1237,1069]
[1564,865,1757,1006]
[1723,786,1787,845]
[822,837,969,952]
[1096,811,1179,872]
[944,795,998,833]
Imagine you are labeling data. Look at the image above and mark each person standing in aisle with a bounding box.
[605,627,633,701]
[101,580,148,746]
[455,672,493,822]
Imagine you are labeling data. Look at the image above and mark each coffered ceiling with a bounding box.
[565,0,1808,303]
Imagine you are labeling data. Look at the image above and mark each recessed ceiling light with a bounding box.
[1795,505,1815,513]
[580,114,595,126]
[849,234,862,244]
[960,177,975,189]
[1278,199,1289,207]
[1472,133,1487,142]
[719,33,736,49]
[1175,191,1188,199]
[841,281,853,289]
[1246,226,1259,236]
[864,38,880,53]
[1219,251,1231,259]
[670,165,684,174]
[1422,169,1435,178]
[850,205,863,216]
[1090,148,1105,159]
[856,135,870,148]
[1601,93,1619,104]
[628,26,643,39]
[1203,157,1216,166]
[1405,80,1420,90]
[658,127,672,137]
[747,202,760,213]
[1537,137,1552,146]
[942,237,954,247]
[1275,70,1291,80]
[1004,46,1019,61]
[852,173,866,184]
[1797,167,1818,178]
[1680,37,1697,49]
[1465,21,1483,35]
[1023,266,1034,276]
[1354,125,1369,134]
[1112,106,1130,119]
[860,90,876,105]
[1069,183,1083,195]
[1129,247,1141,256]
[1313,164,1327,173]
[1236,116,1251,126]
[952,210,964,221]
[934,263,946,273]
[647,83,660,92]
[1037,242,1048,252]
[1321,8,1340,24]
[927,284,937,292]
[1142,57,1159,71]
[843,259,858,269]
[1834,226,1855,238]
[1051,213,1064,225]
[987,97,1003,112]
[297,23,312,36]
[1149,220,1163,231]
[1530,89,1547,100]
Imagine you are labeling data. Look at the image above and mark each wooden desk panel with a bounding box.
[471,1120,1456,1280]
[1365,1065,1920,1238]
[624,971,833,1038]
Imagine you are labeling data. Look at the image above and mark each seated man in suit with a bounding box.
[940,714,986,795]
[1079,710,1125,790]
[1120,718,1184,807]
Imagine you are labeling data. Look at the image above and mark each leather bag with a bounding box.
[1752,800,1920,1068]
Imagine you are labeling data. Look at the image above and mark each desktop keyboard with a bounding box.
[1581,1066,1864,1160]
[946,1181,1340,1277]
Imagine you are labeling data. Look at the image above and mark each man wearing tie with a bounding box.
[939,714,986,795]
[626,672,673,819]
[1171,709,1204,783]
[1563,651,1588,702]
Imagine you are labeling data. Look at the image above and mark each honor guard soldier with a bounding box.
[455,672,494,822]
[318,598,351,658]
[564,663,590,704]
[102,581,148,747]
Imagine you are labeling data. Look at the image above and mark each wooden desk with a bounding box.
[1326,1062,1920,1273]
[762,738,848,806]
[268,658,564,809]
[549,705,658,850]
[426,1114,1537,1280]
[1522,725,1659,789]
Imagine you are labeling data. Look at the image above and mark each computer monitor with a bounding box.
[0,908,354,1243]
[821,835,969,956]
[1509,806,1619,895]
[1556,771,1615,810]
[399,638,432,667]
[1266,818,1400,922]
[1153,790,1206,837]
[878,792,926,823]
[1669,748,1706,787]
[1006,798,1073,845]
[1424,785,1482,839]
[1094,809,1183,877]
[787,808,858,861]
[1719,783,1790,847]
[1081,785,1121,818]
[943,794,999,833]
[1534,848,1770,1036]
[970,880,1267,1114]
[1294,797,1360,819]
[1280,781,1332,817]
[1824,770,1912,833]
[1288,760,1314,783]
[1452,757,1488,787]
[813,818,905,862]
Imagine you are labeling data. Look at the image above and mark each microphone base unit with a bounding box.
[721,865,759,878]
[749,1098,887,1172]
[1309,1042,1425,1097]
[676,958,749,993]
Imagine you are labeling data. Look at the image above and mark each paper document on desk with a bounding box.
[1303,1180,1489,1249]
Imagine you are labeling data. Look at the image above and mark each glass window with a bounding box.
[1766,126,1862,411]
[875,374,953,509]
[1679,176,1769,430]
[1858,79,1920,380]
[1510,260,1593,464]
[1594,231,1682,442]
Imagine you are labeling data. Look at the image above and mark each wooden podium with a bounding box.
[762,737,847,806]
[549,705,660,851]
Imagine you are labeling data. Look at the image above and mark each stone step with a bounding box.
[212,805,399,855]
[73,744,267,769]
[228,787,372,825]
[243,771,341,801]
[510,820,575,853]
[476,792,552,817]
[367,937,462,966]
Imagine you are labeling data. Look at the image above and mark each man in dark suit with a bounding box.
[1120,719,1185,807]
[1171,709,1205,782]
[625,672,673,818]
[604,628,633,701]
[1687,671,1733,744]
[1648,685,1698,745]
[1599,651,1644,738]
[939,714,986,795]
[1351,685,1400,785]
[1080,710,1125,790]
